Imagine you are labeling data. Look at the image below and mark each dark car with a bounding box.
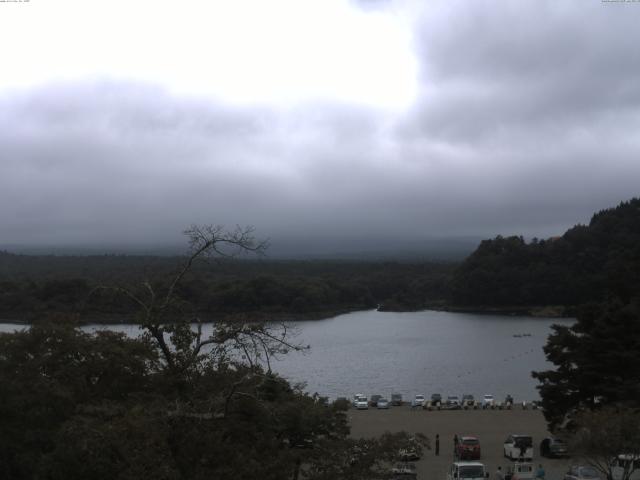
[540,437,568,458]
[455,435,481,460]
[431,393,443,404]
[391,393,403,406]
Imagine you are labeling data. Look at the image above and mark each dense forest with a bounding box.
[450,198,640,312]
[1,198,639,322]
[0,253,453,322]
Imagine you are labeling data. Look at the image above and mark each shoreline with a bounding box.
[0,304,573,326]
[0,307,366,326]
[420,304,572,318]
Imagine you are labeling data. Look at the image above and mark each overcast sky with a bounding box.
[1,0,639,254]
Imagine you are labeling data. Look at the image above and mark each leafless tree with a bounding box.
[94,225,304,374]
[569,408,640,480]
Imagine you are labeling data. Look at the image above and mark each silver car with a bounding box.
[565,466,602,480]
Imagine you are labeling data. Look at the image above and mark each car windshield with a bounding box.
[462,439,479,445]
[580,467,599,478]
[379,399,388,403]
[484,395,493,399]
[460,466,484,478]
[449,396,459,401]
[514,437,532,448]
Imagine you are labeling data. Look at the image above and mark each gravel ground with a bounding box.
[348,406,573,480]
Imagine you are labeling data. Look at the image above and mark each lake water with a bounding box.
[0,309,573,402]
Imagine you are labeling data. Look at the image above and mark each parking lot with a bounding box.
[348,406,573,479]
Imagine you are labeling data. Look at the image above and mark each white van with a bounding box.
[511,462,535,480]
[447,461,489,480]
[503,435,533,461]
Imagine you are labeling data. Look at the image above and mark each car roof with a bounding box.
[460,436,478,440]
[454,462,485,467]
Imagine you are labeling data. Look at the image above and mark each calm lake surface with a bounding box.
[0,309,574,402]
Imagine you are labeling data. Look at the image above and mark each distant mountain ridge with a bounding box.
[450,198,640,309]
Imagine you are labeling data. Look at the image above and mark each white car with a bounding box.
[412,394,426,407]
[354,394,369,410]
[482,394,495,409]
[504,435,533,461]
[446,395,462,409]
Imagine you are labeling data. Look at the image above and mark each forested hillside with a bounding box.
[0,254,452,322]
[450,198,640,309]
[3,198,639,321]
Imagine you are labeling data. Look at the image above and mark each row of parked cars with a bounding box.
[454,434,569,461]
[444,435,564,480]
[350,393,538,410]
[445,456,639,480]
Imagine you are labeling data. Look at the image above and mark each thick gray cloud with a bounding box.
[1,1,639,254]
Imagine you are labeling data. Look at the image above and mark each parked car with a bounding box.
[370,394,382,406]
[391,393,403,406]
[455,435,481,460]
[503,435,533,460]
[431,393,443,405]
[564,465,602,480]
[399,447,421,461]
[447,461,489,480]
[461,394,475,408]
[482,394,495,409]
[540,437,568,458]
[412,394,426,407]
[511,462,535,480]
[446,395,462,409]
[377,398,390,409]
[391,462,417,479]
[354,394,369,410]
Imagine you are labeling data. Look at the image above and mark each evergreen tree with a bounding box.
[532,298,640,429]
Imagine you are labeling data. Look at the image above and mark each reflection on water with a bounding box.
[0,309,573,401]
